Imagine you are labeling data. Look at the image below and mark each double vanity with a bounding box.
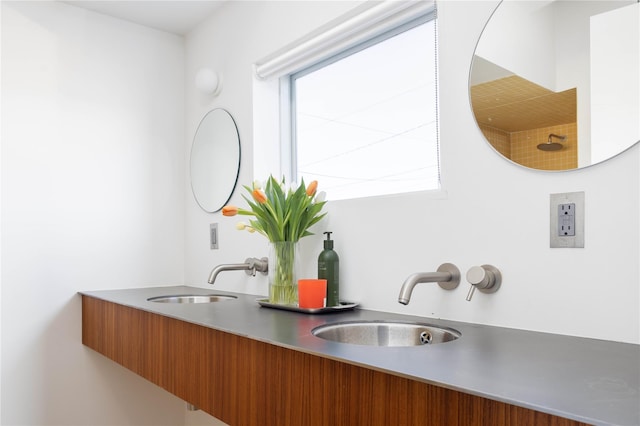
[80,286,638,426]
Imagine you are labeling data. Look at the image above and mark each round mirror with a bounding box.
[190,108,241,212]
[470,0,639,171]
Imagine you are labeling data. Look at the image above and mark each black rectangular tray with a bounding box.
[256,299,358,314]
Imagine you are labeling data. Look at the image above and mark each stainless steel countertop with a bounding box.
[80,286,640,426]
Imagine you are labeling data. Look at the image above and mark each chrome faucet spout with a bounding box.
[207,257,268,285]
[208,263,251,284]
[397,263,460,305]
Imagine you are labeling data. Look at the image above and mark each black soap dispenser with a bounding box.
[318,231,339,307]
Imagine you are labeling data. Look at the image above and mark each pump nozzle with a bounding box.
[323,231,333,249]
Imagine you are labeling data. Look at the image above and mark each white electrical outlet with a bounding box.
[550,192,584,248]
[558,203,575,236]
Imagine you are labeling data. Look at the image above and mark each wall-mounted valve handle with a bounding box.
[465,264,501,301]
[245,257,269,276]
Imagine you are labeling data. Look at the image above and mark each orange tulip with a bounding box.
[306,180,318,196]
[222,205,238,216]
[252,189,267,204]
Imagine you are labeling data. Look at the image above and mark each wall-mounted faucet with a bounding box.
[465,264,501,301]
[208,257,268,285]
[398,263,461,305]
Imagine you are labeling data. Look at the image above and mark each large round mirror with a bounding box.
[190,108,241,212]
[470,0,639,171]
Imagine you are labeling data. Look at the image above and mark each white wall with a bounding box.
[1,2,188,424]
[184,0,639,346]
[591,3,640,164]
[475,1,557,90]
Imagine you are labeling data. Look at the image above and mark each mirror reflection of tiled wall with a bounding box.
[480,123,577,170]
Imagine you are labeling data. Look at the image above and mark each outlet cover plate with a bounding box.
[550,192,584,248]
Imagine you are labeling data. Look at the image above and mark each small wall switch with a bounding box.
[550,192,584,248]
[210,223,219,250]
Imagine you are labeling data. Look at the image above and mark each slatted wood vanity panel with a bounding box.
[81,296,589,426]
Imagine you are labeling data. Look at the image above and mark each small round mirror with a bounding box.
[190,109,241,212]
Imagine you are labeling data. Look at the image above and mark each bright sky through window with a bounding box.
[293,18,439,200]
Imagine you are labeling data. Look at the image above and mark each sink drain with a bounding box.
[419,331,432,345]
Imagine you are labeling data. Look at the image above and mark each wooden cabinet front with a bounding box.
[81,296,588,426]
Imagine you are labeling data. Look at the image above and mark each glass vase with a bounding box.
[268,241,299,305]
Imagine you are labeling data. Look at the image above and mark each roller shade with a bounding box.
[254,0,436,80]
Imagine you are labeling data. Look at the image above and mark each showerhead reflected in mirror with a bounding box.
[190,109,241,213]
[470,0,639,171]
[537,133,566,152]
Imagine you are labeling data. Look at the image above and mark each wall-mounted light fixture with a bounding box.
[195,68,222,96]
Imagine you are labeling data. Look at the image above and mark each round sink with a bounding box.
[312,320,460,347]
[147,294,237,304]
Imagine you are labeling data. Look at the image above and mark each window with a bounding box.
[290,15,439,201]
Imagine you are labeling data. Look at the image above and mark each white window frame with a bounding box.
[253,1,439,195]
[287,13,438,189]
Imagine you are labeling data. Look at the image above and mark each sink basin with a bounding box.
[312,320,460,347]
[147,294,237,304]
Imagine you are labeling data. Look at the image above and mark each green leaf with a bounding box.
[227,174,327,242]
